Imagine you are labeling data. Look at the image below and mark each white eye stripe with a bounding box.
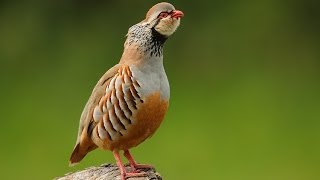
[159,12,169,18]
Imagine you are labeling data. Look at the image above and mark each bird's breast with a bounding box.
[130,60,170,101]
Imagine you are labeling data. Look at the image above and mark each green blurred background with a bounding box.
[1,0,320,179]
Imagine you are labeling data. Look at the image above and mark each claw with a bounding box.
[114,150,152,180]
[132,163,154,171]
[123,150,153,172]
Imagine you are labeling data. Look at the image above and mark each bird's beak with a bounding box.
[171,10,184,19]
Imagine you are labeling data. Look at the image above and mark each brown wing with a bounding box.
[69,64,120,165]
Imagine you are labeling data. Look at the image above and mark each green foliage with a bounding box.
[0,0,319,179]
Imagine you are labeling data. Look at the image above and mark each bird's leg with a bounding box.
[123,150,154,172]
[113,151,145,180]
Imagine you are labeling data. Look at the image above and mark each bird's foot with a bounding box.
[132,163,154,171]
[123,150,154,172]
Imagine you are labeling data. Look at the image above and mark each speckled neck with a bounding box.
[124,24,168,57]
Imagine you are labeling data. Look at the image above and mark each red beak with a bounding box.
[171,10,184,19]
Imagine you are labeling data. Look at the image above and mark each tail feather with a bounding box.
[69,143,97,166]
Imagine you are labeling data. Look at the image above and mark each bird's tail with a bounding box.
[69,142,97,166]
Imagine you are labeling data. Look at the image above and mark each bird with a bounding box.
[69,2,183,180]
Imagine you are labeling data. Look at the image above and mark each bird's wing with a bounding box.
[75,64,121,145]
[70,63,143,165]
[70,64,121,165]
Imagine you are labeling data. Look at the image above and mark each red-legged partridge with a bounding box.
[69,2,183,180]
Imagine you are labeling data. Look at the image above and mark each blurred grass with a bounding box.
[0,0,320,179]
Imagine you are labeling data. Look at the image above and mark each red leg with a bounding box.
[123,150,154,172]
[113,151,145,180]
[113,151,127,179]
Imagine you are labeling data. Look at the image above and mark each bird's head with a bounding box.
[124,2,183,57]
[143,2,184,37]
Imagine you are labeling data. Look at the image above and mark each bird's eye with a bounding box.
[158,12,169,19]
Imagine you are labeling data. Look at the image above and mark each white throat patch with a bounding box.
[155,17,181,36]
